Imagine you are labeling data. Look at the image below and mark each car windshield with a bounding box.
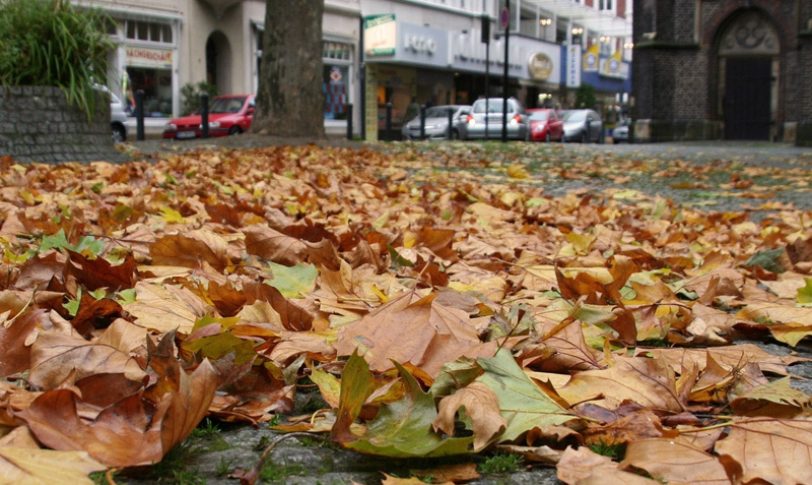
[529,111,550,121]
[563,110,587,122]
[473,100,507,113]
[425,107,451,118]
[211,97,246,114]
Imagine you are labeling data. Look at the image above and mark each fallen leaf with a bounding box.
[433,382,506,452]
[556,446,657,485]
[621,438,731,485]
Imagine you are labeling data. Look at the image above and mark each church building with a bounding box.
[632,0,812,145]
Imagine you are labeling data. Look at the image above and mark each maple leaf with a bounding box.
[475,349,572,442]
[433,382,506,452]
[714,418,812,484]
[556,446,657,485]
[335,292,497,377]
[621,438,732,485]
[0,429,105,485]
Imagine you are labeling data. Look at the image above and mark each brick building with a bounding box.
[632,0,812,145]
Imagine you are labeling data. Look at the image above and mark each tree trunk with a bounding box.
[253,0,325,138]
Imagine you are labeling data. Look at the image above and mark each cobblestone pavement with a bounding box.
[111,139,812,485]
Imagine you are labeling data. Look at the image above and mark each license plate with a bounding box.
[177,131,196,139]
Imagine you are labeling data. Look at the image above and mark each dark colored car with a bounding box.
[527,109,563,142]
[562,109,603,143]
[163,95,255,139]
[401,105,471,140]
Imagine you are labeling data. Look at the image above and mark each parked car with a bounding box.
[612,120,631,143]
[459,97,528,141]
[562,109,603,143]
[94,84,128,143]
[163,95,255,139]
[527,108,563,142]
[401,105,471,140]
[109,92,128,143]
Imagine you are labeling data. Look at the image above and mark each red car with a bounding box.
[527,108,564,142]
[163,95,255,139]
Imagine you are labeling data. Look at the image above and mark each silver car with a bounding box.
[402,105,471,140]
[612,120,630,144]
[459,97,528,141]
[562,109,603,143]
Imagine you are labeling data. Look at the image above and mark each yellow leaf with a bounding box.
[159,206,185,223]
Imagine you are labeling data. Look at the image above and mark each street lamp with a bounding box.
[539,17,552,27]
[571,26,584,35]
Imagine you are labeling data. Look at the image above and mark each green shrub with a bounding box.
[575,83,597,109]
[0,0,113,118]
[180,82,218,115]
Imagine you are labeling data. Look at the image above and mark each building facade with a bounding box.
[72,0,632,139]
[75,0,362,134]
[632,0,812,145]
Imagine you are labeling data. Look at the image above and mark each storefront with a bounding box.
[363,15,452,140]
[108,15,180,118]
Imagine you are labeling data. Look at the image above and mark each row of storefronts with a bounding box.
[81,0,630,139]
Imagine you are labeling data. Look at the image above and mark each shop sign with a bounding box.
[364,14,397,57]
[125,46,172,69]
[582,44,599,72]
[527,52,553,81]
[567,44,581,88]
[404,34,436,56]
[599,53,629,79]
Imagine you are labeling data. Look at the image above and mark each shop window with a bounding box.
[323,41,352,61]
[126,67,173,117]
[323,65,349,120]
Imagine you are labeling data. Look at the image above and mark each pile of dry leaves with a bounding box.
[1,146,811,484]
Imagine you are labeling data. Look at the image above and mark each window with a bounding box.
[323,41,352,61]
[125,20,173,44]
[598,0,614,11]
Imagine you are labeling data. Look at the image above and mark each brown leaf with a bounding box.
[638,344,807,376]
[556,446,657,485]
[67,250,137,291]
[433,382,506,452]
[243,224,340,270]
[0,309,49,377]
[621,438,731,485]
[29,328,146,390]
[71,295,122,335]
[714,418,812,484]
[335,292,497,377]
[123,282,210,333]
[556,356,683,412]
[150,230,231,271]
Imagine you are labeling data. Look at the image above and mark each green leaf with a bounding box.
[266,262,318,298]
[798,278,812,306]
[429,358,482,399]
[63,288,82,317]
[387,245,414,269]
[745,248,787,274]
[333,351,377,443]
[342,361,472,458]
[114,288,137,305]
[72,235,103,257]
[476,349,572,442]
[39,229,69,253]
[160,206,185,224]
[183,332,256,365]
[310,368,341,408]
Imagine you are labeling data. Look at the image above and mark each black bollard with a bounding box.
[346,103,353,140]
[385,102,392,141]
[447,108,454,140]
[420,105,426,140]
[201,94,210,139]
[135,89,145,141]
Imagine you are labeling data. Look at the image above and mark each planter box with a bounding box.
[0,86,125,163]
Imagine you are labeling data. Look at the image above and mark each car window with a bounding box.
[425,107,450,118]
[211,97,247,113]
[472,100,506,114]
[529,111,550,121]
[563,111,586,122]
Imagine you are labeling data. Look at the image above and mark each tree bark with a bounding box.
[253,0,325,138]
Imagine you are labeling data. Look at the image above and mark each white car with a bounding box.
[109,92,128,143]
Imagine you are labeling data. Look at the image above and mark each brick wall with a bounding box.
[0,86,124,163]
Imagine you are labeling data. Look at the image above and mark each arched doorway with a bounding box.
[716,10,779,140]
[206,31,232,94]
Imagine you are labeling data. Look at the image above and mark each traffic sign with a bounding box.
[499,7,510,30]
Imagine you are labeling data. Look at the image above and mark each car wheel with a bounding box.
[112,124,126,143]
[229,126,243,136]
[581,131,588,143]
